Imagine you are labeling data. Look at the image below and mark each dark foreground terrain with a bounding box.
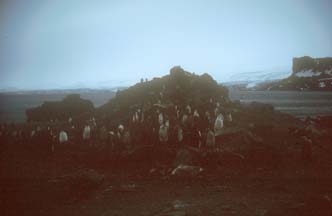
[1,110,332,216]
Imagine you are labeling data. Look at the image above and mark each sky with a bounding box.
[0,0,332,90]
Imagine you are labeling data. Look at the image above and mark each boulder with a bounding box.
[174,148,192,167]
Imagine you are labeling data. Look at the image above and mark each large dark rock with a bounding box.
[174,148,192,167]
[26,94,94,122]
[48,169,104,201]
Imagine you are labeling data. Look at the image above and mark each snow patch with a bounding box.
[246,82,257,88]
[324,68,332,75]
[319,82,326,88]
[295,70,321,77]
[318,77,332,81]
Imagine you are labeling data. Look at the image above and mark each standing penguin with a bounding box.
[83,125,91,140]
[59,130,68,144]
[214,113,224,136]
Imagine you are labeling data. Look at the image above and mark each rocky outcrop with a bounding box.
[26,94,94,122]
[257,56,332,91]
[97,66,229,125]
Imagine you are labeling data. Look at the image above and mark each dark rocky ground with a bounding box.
[1,112,332,216]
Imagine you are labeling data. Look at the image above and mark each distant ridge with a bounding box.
[0,87,127,95]
[224,67,291,89]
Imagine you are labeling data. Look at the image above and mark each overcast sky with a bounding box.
[1,0,332,90]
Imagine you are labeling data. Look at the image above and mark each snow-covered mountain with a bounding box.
[224,67,291,88]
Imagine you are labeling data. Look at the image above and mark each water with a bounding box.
[1,90,332,123]
[229,90,332,118]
